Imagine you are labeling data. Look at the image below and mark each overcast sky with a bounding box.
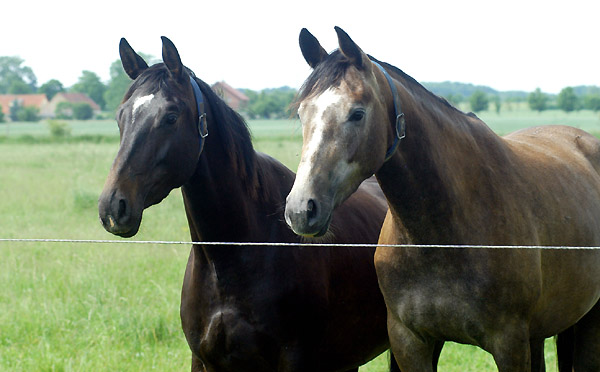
[3,0,598,94]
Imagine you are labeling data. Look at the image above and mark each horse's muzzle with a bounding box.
[98,188,142,238]
[284,193,332,238]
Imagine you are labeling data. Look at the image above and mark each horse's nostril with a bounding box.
[307,199,318,223]
[118,199,127,220]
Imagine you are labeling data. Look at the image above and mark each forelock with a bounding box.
[294,50,353,112]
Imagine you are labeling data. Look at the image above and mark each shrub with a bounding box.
[55,102,73,119]
[469,90,489,113]
[47,120,72,137]
[72,103,93,120]
[16,106,40,122]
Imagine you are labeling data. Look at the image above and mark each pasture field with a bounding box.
[2,109,598,371]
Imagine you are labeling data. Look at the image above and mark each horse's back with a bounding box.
[501,126,600,242]
[506,125,600,175]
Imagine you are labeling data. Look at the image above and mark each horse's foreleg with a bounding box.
[487,325,531,372]
[573,301,600,372]
[191,354,206,372]
[556,327,574,372]
[388,317,437,372]
[389,350,401,372]
[388,341,441,372]
[432,341,444,370]
[530,338,546,372]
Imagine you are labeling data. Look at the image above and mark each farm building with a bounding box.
[41,92,102,118]
[211,81,249,111]
[0,92,101,120]
[0,94,48,120]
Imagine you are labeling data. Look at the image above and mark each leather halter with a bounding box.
[372,61,406,161]
[189,77,209,146]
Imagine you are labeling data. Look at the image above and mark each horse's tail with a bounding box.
[556,327,574,372]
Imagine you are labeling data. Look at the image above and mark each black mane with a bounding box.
[191,72,256,185]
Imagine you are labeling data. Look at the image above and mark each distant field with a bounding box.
[1,107,598,140]
[1,109,594,371]
[0,119,119,137]
[477,108,600,135]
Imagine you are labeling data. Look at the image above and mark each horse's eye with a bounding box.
[348,109,365,122]
[165,113,178,125]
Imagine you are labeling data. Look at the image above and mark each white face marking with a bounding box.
[295,88,357,194]
[300,88,344,164]
[132,94,154,119]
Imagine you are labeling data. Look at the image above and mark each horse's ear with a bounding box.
[334,26,370,70]
[299,28,328,68]
[161,36,186,83]
[119,38,149,80]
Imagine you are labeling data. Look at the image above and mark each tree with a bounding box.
[528,88,548,112]
[103,60,132,113]
[9,101,22,121]
[244,87,296,119]
[0,105,4,123]
[71,70,106,109]
[16,106,39,122]
[8,100,39,122]
[557,87,579,113]
[8,80,34,94]
[444,93,463,106]
[469,90,489,113]
[72,103,93,120]
[491,95,501,114]
[0,56,37,94]
[39,79,64,100]
[55,102,73,119]
[104,53,157,113]
[584,94,600,112]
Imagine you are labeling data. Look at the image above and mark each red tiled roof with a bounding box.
[51,92,101,111]
[0,94,48,115]
[212,81,249,102]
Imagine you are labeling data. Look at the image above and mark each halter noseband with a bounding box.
[372,61,405,161]
[189,77,209,146]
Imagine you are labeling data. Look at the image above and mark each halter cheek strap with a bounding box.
[372,61,406,161]
[189,77,209,148]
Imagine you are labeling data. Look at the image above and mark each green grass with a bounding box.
[2,110,595,371]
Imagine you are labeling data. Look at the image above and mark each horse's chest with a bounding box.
[190,307,276,371]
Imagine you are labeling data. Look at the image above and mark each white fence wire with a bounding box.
[0,238,599,250]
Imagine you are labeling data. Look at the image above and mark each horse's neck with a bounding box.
[181,132,295,246]
[377,81,510,243]
[181,139,255,243]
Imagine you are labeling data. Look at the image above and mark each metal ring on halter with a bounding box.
[199,113,208,138]
[190,77,209,144]
[372,61,406,161]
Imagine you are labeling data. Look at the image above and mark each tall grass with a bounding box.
[1,110,593,371]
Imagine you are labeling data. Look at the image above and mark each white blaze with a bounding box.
[132,94,154,121]
[295,88,358,194]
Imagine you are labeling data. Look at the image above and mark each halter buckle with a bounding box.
[396,113,406,140]
[198,113,208,138]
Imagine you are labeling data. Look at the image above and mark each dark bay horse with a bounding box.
[285,27,600,372]
[98,37,397,372]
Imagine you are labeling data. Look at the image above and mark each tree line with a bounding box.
[0,55,298,122]
[1,55,599,123]
[426,81,600,114]
[461,86,600,114]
